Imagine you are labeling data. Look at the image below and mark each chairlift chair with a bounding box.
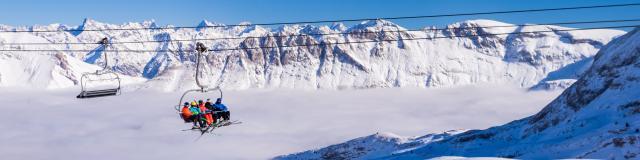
[174,43,241,134]
[77,38,122,99]
[175,87,223,122]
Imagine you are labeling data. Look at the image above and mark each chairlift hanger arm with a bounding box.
[97,37,111,74]
[195,42,209,90]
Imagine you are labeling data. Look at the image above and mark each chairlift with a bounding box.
[174,43,239,134]
[76,38,122,99]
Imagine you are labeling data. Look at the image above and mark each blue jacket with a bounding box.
[214,103,228,111]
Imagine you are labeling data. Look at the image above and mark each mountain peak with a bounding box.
[196,20,221,31]
[330,22,347,31]
[239,24,268,36]
[238,21,252,26]
[274,24,299,33]
[80,18,103,27]
[369,132,406,142]
[196,20,209,31]
[444,19,519,37]
[347,19,405,32]
[457,19,514,27]
[141,19,158,28]
[362,19,398,26]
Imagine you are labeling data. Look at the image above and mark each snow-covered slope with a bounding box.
[0,19,625,90]
[281,27,640,159]
[0,34,141,89]
[275,130,465,160]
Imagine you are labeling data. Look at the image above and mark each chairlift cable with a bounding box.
[0,3,638,33]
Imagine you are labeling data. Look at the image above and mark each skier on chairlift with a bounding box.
[175,42,240,133]
[214,98,230,121]
[180,102,193,122]
[205,98,214,109]
[198,100,214,126]
[189,101,206,129]
[204,99,217,123]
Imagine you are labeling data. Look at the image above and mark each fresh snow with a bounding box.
[275,130,466,160]
[0,19,626,90]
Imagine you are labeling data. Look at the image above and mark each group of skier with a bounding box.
[180,98,230,129]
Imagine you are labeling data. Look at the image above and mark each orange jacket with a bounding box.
[181,106,193,118]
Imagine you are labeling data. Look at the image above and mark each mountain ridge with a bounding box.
[0,19,625,90]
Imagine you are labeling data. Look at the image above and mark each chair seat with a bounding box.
[77,89,119,99]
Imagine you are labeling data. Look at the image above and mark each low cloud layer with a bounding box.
[0,86,561,159]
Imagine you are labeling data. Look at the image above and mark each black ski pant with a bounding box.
[191,114,206,127]
[222,111,230,120]
[211,111,230,121]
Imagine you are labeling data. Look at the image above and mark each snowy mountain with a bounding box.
[0,19,625,90]
[274,130,465,160]
[279,27,640,159]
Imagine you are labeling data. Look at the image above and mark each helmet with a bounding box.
[198,100,204,104]
[216,98,222,104]
[191,101,197,106]
[206,99,211,102]
[183,102,189,106]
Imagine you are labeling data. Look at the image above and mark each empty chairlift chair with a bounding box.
[77,38,122,99]
[76,71,121,98]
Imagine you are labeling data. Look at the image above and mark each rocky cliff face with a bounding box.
[0,19,624,90]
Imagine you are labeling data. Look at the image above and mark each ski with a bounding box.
[202,120,242,134]
[202,121,225,134]
[181,127,204,131]
[181,120,241,134]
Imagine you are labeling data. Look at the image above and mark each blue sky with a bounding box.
[1,0,639,30]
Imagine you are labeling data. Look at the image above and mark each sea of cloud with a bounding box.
[0,85,561,159]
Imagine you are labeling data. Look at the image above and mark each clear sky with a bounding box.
[1,0,639,30]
